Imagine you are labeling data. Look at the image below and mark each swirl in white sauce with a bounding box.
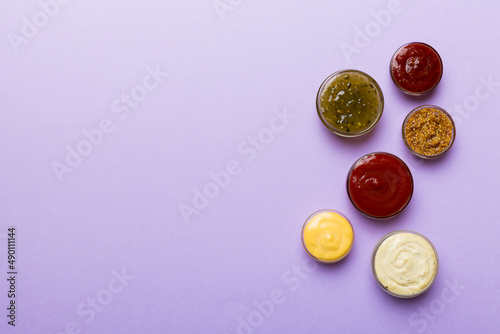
[374,232,437,296]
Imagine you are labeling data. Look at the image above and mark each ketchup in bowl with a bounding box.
[390,42,443,96]
[347,152,413,219]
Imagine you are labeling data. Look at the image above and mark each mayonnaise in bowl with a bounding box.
[372,230,438,298]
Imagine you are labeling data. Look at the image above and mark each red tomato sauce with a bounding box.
[391,42,442,95]
[347,152,413,219]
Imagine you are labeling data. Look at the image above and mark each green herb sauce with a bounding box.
[319,72,382,135]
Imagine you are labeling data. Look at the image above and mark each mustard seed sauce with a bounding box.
[404,107,454,157]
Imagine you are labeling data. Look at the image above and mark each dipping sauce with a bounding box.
[372,231,438,298]
[347,152,413,219]
[316,70,384,137]
[403,105,455,158]
[301,210,354,263]
[390,42,443,95]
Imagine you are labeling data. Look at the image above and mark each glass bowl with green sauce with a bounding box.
[316,69,384,137]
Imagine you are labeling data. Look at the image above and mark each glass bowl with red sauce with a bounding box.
[390,42,443,96]
[347,152,414,219]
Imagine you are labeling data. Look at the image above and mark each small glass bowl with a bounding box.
[390,42,443,96]
[402,105,456,159]
[301,209,354,264]
[316,69,384,137]
[346,152,414,219]
[371,230,439,298]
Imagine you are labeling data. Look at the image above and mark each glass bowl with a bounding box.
[346,152,413,219]
[316,69,384,137]
[402,105,456,159]
[390,42,443,96]
[301,209,354,263]
[372,230,439,298]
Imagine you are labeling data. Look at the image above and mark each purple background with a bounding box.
[1,0,499,333]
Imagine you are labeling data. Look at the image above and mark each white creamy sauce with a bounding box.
[374,232,437,296]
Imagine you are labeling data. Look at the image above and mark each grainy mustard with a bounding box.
[404,107,453,157]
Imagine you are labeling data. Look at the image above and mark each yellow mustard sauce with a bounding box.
[302,211,354,263]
